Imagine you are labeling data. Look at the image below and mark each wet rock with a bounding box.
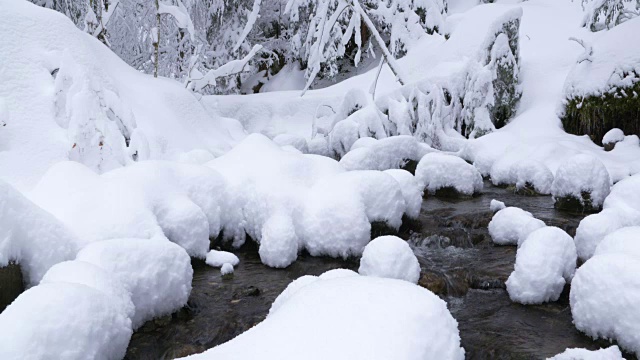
[433,186,476,199]
[232,286,261,300]
[469,275,505,291]
[554,192,601,213]
[162,344,206,359]
[418,271,447,296]
[401,159,418,175]
[0,261,24,312]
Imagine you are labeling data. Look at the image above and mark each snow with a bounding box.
[506,227,577,304]
[547,346,624,360]
[259,211,299,268]
[490,199,506,213]
[415,153,483,196]
[179,274,465,360]
[339,135,433,171]
[594,226,640,259]
[0,283,132,360]
[220,263,234,276]
[358,236,421,284]
[571,253,640,357]
[76,238,193,328]
[602,128,625,146]
[0,180,78,286]
[488,206,546,246]
[273,133,309,153]
[551,154,611,209]
[383,169,423,219]
[489,158,554,194]
[205,250,240,268]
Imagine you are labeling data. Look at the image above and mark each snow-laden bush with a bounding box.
[77,238,193,328]
[358,236,421,284]
[506,227,577,304]
[580,0,640,32]
[594,226,640,258]
[415,153,483,197]
[574,173,640,260]
[547,346,624,360]
[551,154,611,212]
[339,136,433,171]
[181,273,465,360]
[0,180,78,286]
[571,253,640,357]
[488,206,546,246]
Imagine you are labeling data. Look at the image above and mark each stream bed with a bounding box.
[125,183,628,360]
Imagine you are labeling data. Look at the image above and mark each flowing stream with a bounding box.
[126,182,630,359]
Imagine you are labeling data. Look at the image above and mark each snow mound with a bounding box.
[506,227,577,304]
[594,226,640,258]
[488,207,545,246]
[273,133,309,153]
[547,346,623,360]
[339,136,433,171]
[30,161,228,258]
[358,236,421,284]
[0,283,132,360]
[551,154,611,211]
[77,238,193,328]
[0,180,78,286]
[571,254,640,357]
[180,275,465,360]
[205,250,240,268]
[513,161,554,195]
[259,211,299,268]
[490,199,506,213]
[603,128,625,147]
[220,263,234,276]
[415,153,483,196]
[383,169,423,219]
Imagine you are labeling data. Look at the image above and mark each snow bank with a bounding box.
[571,254,640,356]
[358,236,421,284]
[551,154,611,211]
[547,346,623,360]
[415,153,483,196]
[0,180,78,286]
[488,207,545,246]
[205,250,240,268]
[77,238,193,328]
[180,274,465,360]
[506,227,577,304]
[0,283,132,360]
[339,136,433,171]
[594,226,640,258]
[574,173,640,260]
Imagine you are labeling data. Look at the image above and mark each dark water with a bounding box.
[125,183,629,359]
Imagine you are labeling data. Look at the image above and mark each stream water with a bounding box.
[125,182,629,360]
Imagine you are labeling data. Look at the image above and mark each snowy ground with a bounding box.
[1,0,640,359]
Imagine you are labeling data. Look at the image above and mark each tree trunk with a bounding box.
[154,0,160,78]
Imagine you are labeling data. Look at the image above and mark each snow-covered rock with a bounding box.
[205,250,240,268]
[490,199,506,213]
[547,346,624,360]
[358,236,421,284]
[273,133,309,154]
[506,227,577,304]
[512,161,554,195]
[594,226,640,258]
[551,154,611,212]
[0,283,132,360]
[415,153,483,197]
[220,263,234,276]
[571,254,640,357]
[339,136,432,172]
[602,128,625,151]
[180,274,465,360]
[488,207,545,246]
[383,169,423,219]
[77,238,193,328]
[259,212,299,268]
[0,180,78,286]
[307,136,333,157]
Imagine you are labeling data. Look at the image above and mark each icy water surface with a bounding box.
[126,183,630,359]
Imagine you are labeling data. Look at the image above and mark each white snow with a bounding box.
[547,346,624,360]
[415,152,483,196]
[602,128,625,146]
[488,207,546,246]
[512,161,554,195]
[551,154,611,209]
[220,263,234,276]
[179,274,465,360]
[594,226,640,259]
[490,199,506,213]
[571,253,640,357]
[358,236,421,284]
[205,250,240,268]
[383,169,423,219]
[506,227,577,304]
[259,212,299,268]
[339,136,433,171]
[76,238,193,328]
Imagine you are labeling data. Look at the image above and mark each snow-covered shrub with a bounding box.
[339,135,433,171]
[571,253,640,356]
[273,133,309,153]
[307,136,334,157]
[551,154,611,212]
[594,226,640,258]
[77,238,193,328]
[547,346,624,360]
[415,152,483,197]
[384,169,423,219]
[358,235,420,284]
[181,274,465,360]
[602,128,625,151]
[0,181,78,286]
[581,0,640,32]
[506,227,577,304]
[488,207,545,246]
[0,283,132,360]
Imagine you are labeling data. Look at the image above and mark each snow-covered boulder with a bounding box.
[415,153,483,197]
[0,283,132,360]
[220,263,234,276]
[205,250,240,268]
[178,149,216,165]
[506,227,577,304]
[551,154,611,212]
[0,180,78,286]
[180,274,465,360]
[358,236,421,284]
[594,226,640,258]
[602,128,625,151]
[339,136,432,172]
[307,136,333,157]
[488,207,545,246]
[512,161,554,195]
[490,199,506,213]
[383,169,423,219]
[571,254,640,356]
[273,133,309,154]
[547,346,624,360]
[259,212,299,268]
[77,238,193,328]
